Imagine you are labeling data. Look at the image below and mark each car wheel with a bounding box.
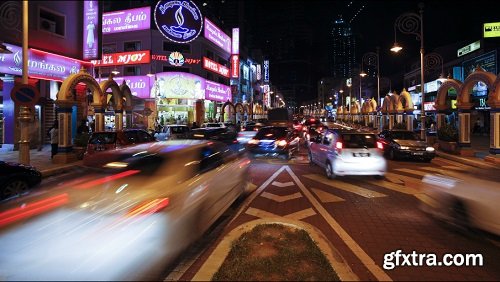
[389,149,396,160]
[2,179,29,200]
[423,158,432,163]
[450,201,473,235]
[374,175,384,180]
[326,162,335,179]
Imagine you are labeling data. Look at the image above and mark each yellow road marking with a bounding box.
[304,174,387,198]
[285,208,317,221]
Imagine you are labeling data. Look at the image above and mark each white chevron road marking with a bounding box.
[261,191,303,202]
[245,207,317,221]
[271,181,295,187]
[304,174,387,198]
[311,188,345,203]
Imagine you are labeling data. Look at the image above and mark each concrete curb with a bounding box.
[40,162,83,178]
[435,151,498,170]
[192,218,359,281]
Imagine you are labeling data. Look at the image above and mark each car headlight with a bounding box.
[426,146,435,152]
[399,146,410,150]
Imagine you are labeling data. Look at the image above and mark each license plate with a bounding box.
[413,152,423,155]
[353,153,370,157]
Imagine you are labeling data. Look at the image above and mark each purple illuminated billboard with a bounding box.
[204,18,231,54]
[0,43,92,81]
[83,0,99,60]
[103,6,151,34]
[97,76,152,99]
[205,80,231,102]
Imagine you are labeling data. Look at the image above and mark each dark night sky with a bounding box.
[250,0,499,75]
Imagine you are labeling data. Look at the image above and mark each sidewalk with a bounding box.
[0,145,82,178]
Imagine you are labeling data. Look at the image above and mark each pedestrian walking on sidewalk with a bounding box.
[48,121,59,159]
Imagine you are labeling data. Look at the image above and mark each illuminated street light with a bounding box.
[392,2,426,140]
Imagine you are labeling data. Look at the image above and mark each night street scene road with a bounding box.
[0,0,499,281]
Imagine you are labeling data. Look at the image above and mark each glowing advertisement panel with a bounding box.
[97,76,152,99]
[91,50,151,67]
[0,43,92,81]
[205,80,231,102]
[154,1,203,44]
[232,28,239,54]
[83,0,99,60]
[204,18,231,53]
[263,60,269,82]
[231,55,239,78]
[256,64,262,80]
[102,6,151,34]
[483,22,500,38]
[203,57,230,77]
[155,72,206,99]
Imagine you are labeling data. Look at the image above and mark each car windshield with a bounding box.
[88,133,117,144]
[391,131,420,140]
[255,127,287,139]
[341,134,377,148]
[205,123,221,127]
[170,126,188,134]
[188,128,226,139]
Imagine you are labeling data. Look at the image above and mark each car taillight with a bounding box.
[126,198,170,217]
[248,139,259,145]
[335,141,343,149]
[377,141,384,149]
[276,140,287,147]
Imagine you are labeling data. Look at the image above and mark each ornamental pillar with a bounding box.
[92,103,105,132]
[436,111,446,130]
[458,108,471,147]
[388,115,394,130]
[53,100,77,164]
[490,108,500,154]
[405,111,414,132]
[115,109,123,130]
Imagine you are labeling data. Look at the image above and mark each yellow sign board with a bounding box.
[484,22,500,38]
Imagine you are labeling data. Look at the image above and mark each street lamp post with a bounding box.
[391,2,426,140]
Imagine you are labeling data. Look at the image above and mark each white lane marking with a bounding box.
[245,207,316,221]
[261,192,303,202]
[287,167,392,281]
[229,166,287,225]
[385,173,404,184]
[394,168,431,177]
[311,188,345,203]
[304,174,387,198]
[272,181,295,187]
[362,179,417,195]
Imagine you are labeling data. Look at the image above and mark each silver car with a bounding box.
[0,140,250,280]
[309,130,387,179]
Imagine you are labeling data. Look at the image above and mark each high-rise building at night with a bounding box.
[331,15,356,79]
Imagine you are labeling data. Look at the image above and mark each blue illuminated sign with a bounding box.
[154,0,203,44]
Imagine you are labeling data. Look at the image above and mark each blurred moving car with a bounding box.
[163,125,190,140]
[237,122,264,144]
[303,124,327,146]
[309,129,386,179]
[84,129,156,156]
[378,129,435,162]
[247,126,301,159]
[200,122,225,128]
[0,161,42,201]
[421,174,500,236]
[187,127,245,153]
[0,140,250,280]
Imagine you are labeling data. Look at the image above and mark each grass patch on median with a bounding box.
[212,223,340,281]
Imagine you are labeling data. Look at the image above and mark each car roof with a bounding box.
[82,140,209,167]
